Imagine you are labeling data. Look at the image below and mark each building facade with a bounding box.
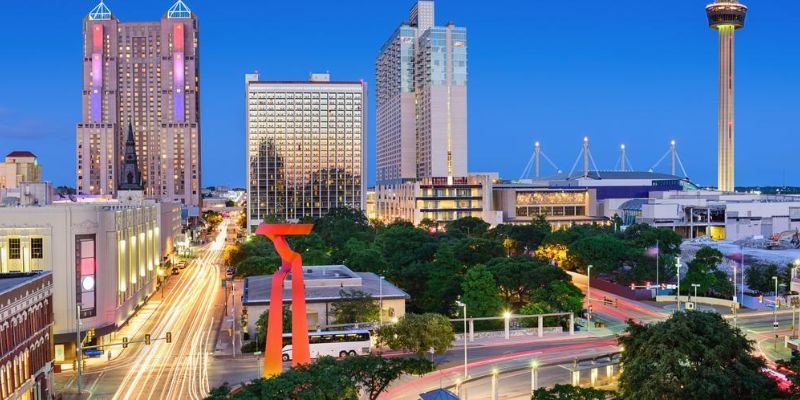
[0,201,181,363]
[245,73,366,230]
[0,272,53,400]
[0,152,41,190]
[376,1,467,185]
[76,1,201,206]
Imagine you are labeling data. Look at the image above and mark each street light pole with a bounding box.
[675,256,681,311]
[587,265,593,333]
[655,240,659,289]
[455,300,468,379]
[773,276,779,329]
[732,264,738,328]
[379,276,384,327]
[691,283,700,302]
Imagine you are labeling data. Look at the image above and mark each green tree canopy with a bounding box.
[377,313,454,356]
[745,263,780,294]
[681,247,733,297]
[486,256,569,307]
[205,355,434,400]
[445,216,489,238]
[566,234,632,273]
[460,265,504,318]
[531,384,615,400]
[340,238,388,275]
[618,311,780,400]
[331,289,380,324]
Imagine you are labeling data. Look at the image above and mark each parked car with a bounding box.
[172,267,180,275]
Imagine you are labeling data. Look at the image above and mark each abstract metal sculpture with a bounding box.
[256,223,313,377]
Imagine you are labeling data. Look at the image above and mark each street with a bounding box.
[56,221,235,400]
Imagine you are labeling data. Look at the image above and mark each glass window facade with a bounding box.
[247,80,366,224]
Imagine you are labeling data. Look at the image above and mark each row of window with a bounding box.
[4,238,43,260]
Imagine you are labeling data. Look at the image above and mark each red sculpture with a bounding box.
[255,223,313,377]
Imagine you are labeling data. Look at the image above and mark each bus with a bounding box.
[281,330,371,361]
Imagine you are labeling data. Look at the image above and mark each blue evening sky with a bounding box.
[0,1,798,187]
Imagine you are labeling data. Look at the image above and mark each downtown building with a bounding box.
[245,73,367,231]
[374,1,491,226]
[0,127,183,366]
[0,272,54,400]
[76,1,201,207]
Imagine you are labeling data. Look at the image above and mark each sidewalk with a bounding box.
[214,278,243,357]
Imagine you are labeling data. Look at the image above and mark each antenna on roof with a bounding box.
[519,140,561,180]
[649,139,688,178]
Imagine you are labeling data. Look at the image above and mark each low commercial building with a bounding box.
[492,184,604,229]
[0,201,181,363]
[376,174,502,226]
[242,265,408,338]
[0,271,53,400]
[621,190,800,241]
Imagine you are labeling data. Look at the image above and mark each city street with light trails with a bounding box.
[56,221,233,400]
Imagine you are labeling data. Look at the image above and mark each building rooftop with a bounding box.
[0,272,49,293]
[243,265,409,305]
[544,171,688,181]
[6,151,36,158]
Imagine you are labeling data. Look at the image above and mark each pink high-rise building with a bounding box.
[76,1,201,206]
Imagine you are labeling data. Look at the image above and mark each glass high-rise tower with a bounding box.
[376,0,467,185]
[245,73,367,230]
[76,1,201,206]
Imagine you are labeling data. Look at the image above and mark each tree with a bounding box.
[418,218,437,232]
[235,255,279,277]
[206,355,434,400]
[680,247,732,297]
[377,313,454,356]
[287,232,330,266]
[776,353,800,395]
[331,289,380,324]
[531,384,615,400]
[486,256,569,307]
[340,238,388,275]
[618,311,781,400]
[489,218,551,256]
[313,207,373,259]
[566,234,632,273]
[445,217,489,238]
[251,306,292,351]
[746,263,780,294]
[460,265,504,318]
[420,245,465,314]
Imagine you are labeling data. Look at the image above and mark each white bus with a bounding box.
[281,330,372,361]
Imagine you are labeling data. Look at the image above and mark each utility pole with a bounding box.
[583,137,589,178]
[587,265,593,332]
[534,141,540,178]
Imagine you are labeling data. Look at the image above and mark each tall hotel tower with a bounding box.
[376,0,467,185]
[245,73,367,230]
[706,1,747,192]
[76,1,201,206]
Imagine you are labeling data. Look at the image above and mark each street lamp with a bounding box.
[503,311,512,340]
[455,300,468,379]
[773,276,779,329]
[691,283,700,303]
[587,265,593,333]
[675,256,682,311]
[379,276,384,327]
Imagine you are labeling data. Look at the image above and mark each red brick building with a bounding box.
[0,272,53,400]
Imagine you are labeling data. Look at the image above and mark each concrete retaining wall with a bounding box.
[656,295,739,309]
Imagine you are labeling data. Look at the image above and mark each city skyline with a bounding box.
[1,0,799,187]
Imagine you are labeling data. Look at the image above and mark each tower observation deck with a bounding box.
[706,0,747,192]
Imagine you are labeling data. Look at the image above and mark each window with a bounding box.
[31,238,43,259]
[8,239,20,259]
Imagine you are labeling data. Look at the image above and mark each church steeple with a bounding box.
[119,121,143,191]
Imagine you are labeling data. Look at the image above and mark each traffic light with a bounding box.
[122,337,129,348]
[166,332,172,344]
[646,282,651,290]
[614,298,619,308]
[87,328,95,341]
[759,294,764,304]
[588,304,593,314]
[630,283,635,291]
[145,334,151,345]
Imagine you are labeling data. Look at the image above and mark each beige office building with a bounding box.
[245,73,366,230]
[76,1,201,206]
